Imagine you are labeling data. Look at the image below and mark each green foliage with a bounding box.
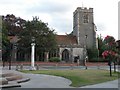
[89,57,108,62]
[2,20,9,52]
[87,46,109,62]
[97,35,117,61]
[2,19,11,61]
[102,35,117,62]
[87,48,98,60]
[2,14,26,36]
[97,35,107,57]
[104,35,116,52]
[2,14,26,61]
[49,57,60,62]
[18,17,57,55]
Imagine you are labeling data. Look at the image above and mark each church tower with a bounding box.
[73,7,96,49]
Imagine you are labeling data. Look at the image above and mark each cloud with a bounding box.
[0,0,119,39]
[25,0,72,15]
[96,23,106,31]
[50,16,73,34]
[22,0,74,34]
[0,0,23,5]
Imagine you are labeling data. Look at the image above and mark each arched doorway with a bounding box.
[62,49,69,62]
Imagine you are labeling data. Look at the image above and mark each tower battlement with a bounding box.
[74,7,93,14]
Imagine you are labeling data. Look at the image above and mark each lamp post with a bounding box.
[30,37,36,70]
[0,49,1,62]
[97,36,99,69]
[116,40,120,65]
[85,35,88,51]
[14,43,18,62]
[84,35,88,69]
[116,40,120,51]
[9,43,13,70]
[9,36,18,70]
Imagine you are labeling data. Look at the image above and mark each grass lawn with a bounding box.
[21,69,119,87]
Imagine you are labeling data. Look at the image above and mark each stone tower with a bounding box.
[73,7,96,49]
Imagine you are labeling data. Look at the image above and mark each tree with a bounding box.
[2,20,9,53]
[102,35,117,76]
[87,48,98,62]
[97,35,107,57]
[2,14,25,68]
[87,35,106,62]
[2,14,26,36]
[2,18,11,67]
[17,17,57,61]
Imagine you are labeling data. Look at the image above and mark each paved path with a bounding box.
[80,79,119,88]
[19,74,72,88]
[19,72,119,88]
[0,65,119,88]
[1,70,72,88]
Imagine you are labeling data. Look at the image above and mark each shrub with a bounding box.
[87,48,98,60]
[89,57,108,62]
[49,57,60,62]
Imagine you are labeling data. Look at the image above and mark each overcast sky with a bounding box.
[0,0,119,40]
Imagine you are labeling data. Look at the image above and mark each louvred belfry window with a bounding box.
[83,13,89,23]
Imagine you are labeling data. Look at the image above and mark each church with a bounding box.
[9,7,97,63]
[54,7,97,63]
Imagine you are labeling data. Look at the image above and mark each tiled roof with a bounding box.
[56,35,78,45]
[8,35,78,45]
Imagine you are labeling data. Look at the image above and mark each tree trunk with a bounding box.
[9,59,11,70]
[109,60,112,76]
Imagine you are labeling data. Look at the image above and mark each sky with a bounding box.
[0,0,119,40]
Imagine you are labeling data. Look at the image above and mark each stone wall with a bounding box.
[59,47,84,62]
[73,7,96,49]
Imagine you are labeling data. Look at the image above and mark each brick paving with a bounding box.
[0,61,108,66]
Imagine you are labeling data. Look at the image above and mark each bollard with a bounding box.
[55,64,58,69]
[77,59,80,66]
[36,64,39,70]
[84,58,87,70]
[85,66,87,70]
[20,64,23,70]
[70,64,73,70]
[16,64,19,71]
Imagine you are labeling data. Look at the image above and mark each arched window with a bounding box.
[83,13,89,23]
[62,49,69,62]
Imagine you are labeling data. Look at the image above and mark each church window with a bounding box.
[83,13,89,23]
